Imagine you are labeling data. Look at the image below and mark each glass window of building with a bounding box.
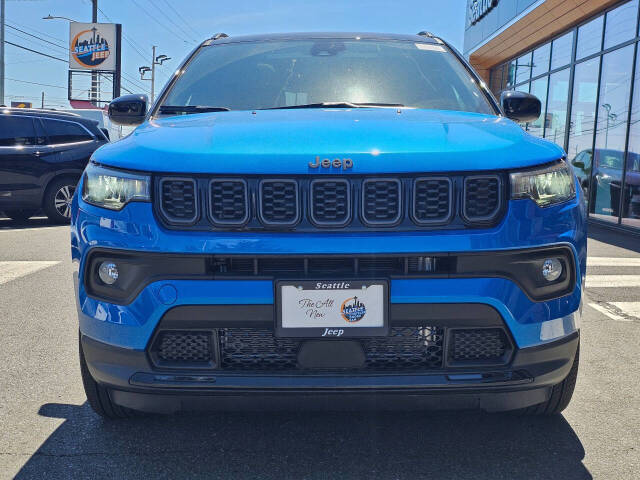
[604,0,639,50]
[516,52,532,84]
[551,31,574,70]
[531,42,551,78]
[576,15,604,60]
[528,76,548,138]
[545,68,570,147]
[593,45,634,222]
[567,57,601,206]
[505,60,516,88]
[622,47,640,227]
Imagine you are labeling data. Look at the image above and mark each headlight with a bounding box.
[510,160,576,207]
[82,163,150,210]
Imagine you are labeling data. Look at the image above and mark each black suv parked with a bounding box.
[0,108,108,223]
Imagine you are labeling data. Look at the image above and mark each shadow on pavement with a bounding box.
[14,402,591,479]
[588,223,640,253]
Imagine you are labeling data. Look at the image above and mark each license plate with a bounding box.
[275,280,389,338]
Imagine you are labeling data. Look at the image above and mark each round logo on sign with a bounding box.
[71,28,110,68]
[340,296,366,323]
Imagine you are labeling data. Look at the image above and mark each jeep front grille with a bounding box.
[155,174,505,230]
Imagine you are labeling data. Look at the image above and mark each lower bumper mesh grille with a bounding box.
[150,327,510,371]
[450,328,508,362]
[219,327,444,372]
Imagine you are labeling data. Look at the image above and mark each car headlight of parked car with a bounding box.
[510,160,576,207]
[82,163,150,210]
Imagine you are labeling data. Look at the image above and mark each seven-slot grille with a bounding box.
[156,174,505,229]
[259,179,300,226]
[159,178,198,224]
[361,178,402,225]
[413,177,452,225]
[209,179,248,225]
[463,176,501,222]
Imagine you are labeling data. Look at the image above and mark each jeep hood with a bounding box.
[94,109,564,174]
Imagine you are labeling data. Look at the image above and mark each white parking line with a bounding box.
[588,303,635,322]
[0,261,60,285]
[588,257,640,267]
[585,275,640,288]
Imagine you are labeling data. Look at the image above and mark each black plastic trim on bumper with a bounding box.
[83,245,577,305]
[81,331,579,414]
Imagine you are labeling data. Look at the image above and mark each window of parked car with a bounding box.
[0,115,40,146]
[41,119,93,144]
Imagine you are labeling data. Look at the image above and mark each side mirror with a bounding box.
[108,94,148,126]
[500,91,541,123]
[572,161,585,170]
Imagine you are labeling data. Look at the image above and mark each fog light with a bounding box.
[98,262,119,285]
[542,258,562,282]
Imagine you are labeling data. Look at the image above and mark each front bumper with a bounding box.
[82,331,580,413]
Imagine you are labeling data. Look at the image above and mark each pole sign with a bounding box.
[468,0,499,26]
[69,22,118,71]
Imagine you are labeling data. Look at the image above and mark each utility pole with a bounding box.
[1,0,5,106]
[90,0,98,106]
[41,91,44,109]
[151,45,156,103]
[139,47,170,104]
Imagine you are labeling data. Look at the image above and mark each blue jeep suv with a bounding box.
[71,32,585,418]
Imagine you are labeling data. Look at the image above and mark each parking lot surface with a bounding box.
[0,218,638,479]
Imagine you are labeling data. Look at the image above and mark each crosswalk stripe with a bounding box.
[588,303,634,322]
[0,261,60,285]
[609,302,640,319]
[588,257,640,267]
[585,275,640,288]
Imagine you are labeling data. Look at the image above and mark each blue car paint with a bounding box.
[90,109,565,174]
[71,124,587,355]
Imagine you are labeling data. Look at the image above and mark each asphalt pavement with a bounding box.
[0,218,638,479]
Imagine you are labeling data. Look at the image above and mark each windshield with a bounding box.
[159,39,495,114]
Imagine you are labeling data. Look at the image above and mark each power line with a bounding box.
[6,77,67,90]
[152,0,199,43]
[130,0,195,45]
[6,24,68,50]
[4,40,67,62]
[6,19,66,44]
[160,0,202,40]
[6,30,68,56]
[94,5,149,62]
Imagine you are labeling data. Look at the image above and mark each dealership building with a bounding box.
[464,0,640,233]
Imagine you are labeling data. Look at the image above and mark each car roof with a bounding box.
[208,32,441,45]
[0,107,99,126]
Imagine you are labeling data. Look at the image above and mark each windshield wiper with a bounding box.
[263,102,405,110]
[159,105,231,114]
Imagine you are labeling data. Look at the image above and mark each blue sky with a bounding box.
[3,0,467,108]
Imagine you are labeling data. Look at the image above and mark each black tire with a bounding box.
[43,177,78,224]
[518,344,580,416]
[4,209,38,222]
[79,337,139,419]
